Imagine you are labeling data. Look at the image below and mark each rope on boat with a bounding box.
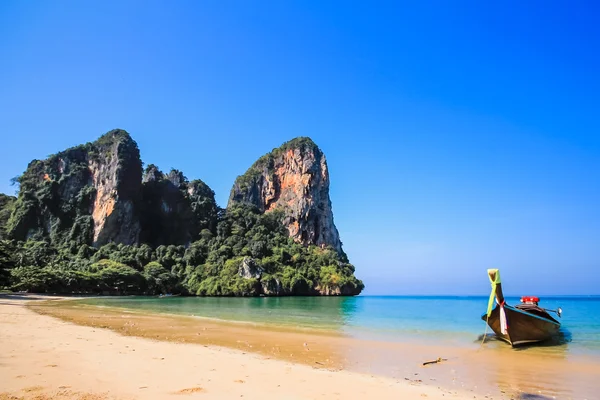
[480,314,490,346]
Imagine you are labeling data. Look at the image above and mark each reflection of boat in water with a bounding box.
[481,269,562,347]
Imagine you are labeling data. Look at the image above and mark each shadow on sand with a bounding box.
[517,394,555,400]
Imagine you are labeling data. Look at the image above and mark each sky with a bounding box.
[1,0,598,295]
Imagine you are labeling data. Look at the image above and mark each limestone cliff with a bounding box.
[7,130,142,247]
[228,137,345,258]
[6,129,219,249]
[139,165,218,247]
[2,131,363,296]
[88,131,142,246]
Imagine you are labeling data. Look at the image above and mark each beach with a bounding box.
[1,295,478,400]
[1,296,598,400]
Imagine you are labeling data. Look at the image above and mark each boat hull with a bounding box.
[481,304,560,346]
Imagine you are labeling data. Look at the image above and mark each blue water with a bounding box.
[76,295,600,356]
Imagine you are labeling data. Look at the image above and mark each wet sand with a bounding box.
[2,295,599,399]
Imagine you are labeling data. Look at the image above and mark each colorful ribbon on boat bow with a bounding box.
[486,269,501,317]
[498,300,508,334]
[487,269,508,334]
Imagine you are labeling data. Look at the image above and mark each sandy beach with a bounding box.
[1,295,479,400]
[2,295,598,400]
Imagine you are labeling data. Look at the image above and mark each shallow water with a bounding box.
[77,295,600,356]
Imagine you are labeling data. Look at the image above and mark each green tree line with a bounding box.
[0,203,363,296]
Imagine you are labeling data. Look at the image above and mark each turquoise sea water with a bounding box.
[77,295,600,356]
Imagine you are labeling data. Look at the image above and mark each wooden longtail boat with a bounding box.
[481,269,562,347]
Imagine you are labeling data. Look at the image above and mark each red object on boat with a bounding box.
[520,296,540,304]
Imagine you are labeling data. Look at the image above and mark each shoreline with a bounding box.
[3,294,599,399]
[27,297,350,371]
[1,294,476,400]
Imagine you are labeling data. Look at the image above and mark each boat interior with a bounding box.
[514,303,560,324]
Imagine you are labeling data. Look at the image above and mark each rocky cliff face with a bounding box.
[139,165,218,247]
[6,129,219,249]
[7,130,142,247]
[228,137,345,258]
[88,131,142,246]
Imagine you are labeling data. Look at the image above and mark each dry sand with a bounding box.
[1,295,477,400]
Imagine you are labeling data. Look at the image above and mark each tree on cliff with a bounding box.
[0,194,15,240]
[0,240,15,287]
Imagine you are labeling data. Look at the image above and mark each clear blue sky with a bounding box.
[1,1,598,295]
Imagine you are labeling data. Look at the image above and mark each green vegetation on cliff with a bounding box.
[0,130,363,296]
[0,194,15,240]
[0,203,362,295]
